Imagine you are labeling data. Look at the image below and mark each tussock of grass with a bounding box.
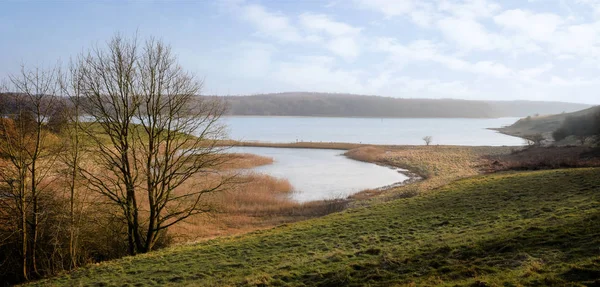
[32,168,600,286]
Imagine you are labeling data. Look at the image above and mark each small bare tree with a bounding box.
[78,34,230,254]
[422,136,432,146]
[0,65,61,280]
[57,59,87,269]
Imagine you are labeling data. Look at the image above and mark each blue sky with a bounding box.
[1,0,600,104]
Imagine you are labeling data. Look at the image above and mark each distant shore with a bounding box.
[220,140,522,150]
[223,115,503,119]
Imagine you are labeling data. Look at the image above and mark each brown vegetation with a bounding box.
[216,153,273,169]
[483,146,600,172]
[345,145,515,202]
[151,154,348,242]
[0,34,234,284]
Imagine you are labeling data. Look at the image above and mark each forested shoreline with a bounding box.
[223,92,591,118]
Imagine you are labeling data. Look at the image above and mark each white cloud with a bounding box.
[549,22,600,57]
[326,37,360,60]
[494,9,564,42]
[213,0,600,103]
[438,17,506,51]
[353,0,437,27]
[240,4,304,42]
[299,13,361,36]
[438,0,501,19]
[374,37,520,79]
[354,0,415,17]
[299,13,362,59]
[231,3,363,59]
[518,63,554,80]
[271,56,366,92]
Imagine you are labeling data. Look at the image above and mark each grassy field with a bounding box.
[31,167,600,286]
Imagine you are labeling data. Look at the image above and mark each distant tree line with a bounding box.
[552,108,600,145]
[222,93,590,118]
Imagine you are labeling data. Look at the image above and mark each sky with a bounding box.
[1,0,600,104]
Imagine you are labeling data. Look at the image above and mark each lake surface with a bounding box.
[224,116,523,146]
[232,147,408,202]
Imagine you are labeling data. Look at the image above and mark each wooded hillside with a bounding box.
[223,92,591,118]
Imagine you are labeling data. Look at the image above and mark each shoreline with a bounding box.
[487,127,524,138]
[222,140,522,150]
[223,115,514,119]
[232,145,419,202]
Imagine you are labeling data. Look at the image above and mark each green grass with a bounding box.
[32,168,600,286]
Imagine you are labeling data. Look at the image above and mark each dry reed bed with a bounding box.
[345,145,516,202]
[157,153,348,242]
[9,151,347,244]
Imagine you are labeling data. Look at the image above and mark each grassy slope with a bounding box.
[33,168,600,286]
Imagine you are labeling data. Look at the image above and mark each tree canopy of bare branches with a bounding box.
[0,65,62,281]
[78,35,229,254]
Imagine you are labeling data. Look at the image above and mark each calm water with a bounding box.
[233,147,408,202]
[224,116,523,146]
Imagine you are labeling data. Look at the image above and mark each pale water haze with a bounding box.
[232,147,408,202]
[225,117,524,146]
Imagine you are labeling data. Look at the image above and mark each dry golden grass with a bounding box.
[162,153,348,242]
[5,149,344,244]
[217,153,273,169]
[345,145,516,202]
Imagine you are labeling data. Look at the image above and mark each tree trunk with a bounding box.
[30,161,39,276]
[21,180,28,281]
[69,176,76,268]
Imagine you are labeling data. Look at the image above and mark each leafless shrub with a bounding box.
[422,136,433,146]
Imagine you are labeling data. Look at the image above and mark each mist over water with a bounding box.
[224,117,524,146]
[232,147,409,202]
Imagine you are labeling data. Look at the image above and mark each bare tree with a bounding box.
[422,136,432,146]
[58,60,86,269]
[0,65,61,280]
[78,35,230,254]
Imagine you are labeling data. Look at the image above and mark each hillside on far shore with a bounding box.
[222,92,592,118]
[493,105,600,139]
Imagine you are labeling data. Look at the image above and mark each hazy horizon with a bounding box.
[219,92,597,105]
[2,0,600,105]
